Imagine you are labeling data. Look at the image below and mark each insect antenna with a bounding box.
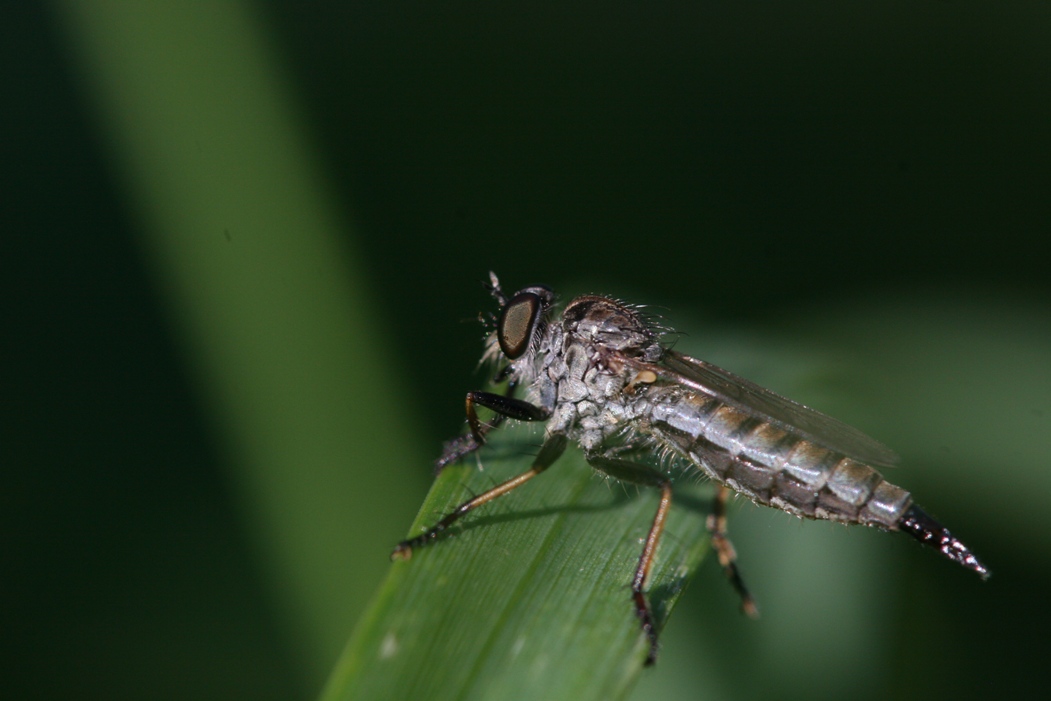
[486,271,508,306]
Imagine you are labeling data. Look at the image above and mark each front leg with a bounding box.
[585,454,672,667]
[465,391,551,442]
[435,389,551,473]
[393,434,568,559]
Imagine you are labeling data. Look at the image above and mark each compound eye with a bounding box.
[498,292,542,359]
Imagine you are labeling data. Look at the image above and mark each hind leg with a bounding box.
[708,485,759,618]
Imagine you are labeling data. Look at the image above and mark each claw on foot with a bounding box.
[390,543,413,562]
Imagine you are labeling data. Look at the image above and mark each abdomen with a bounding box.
[648,394,912,529]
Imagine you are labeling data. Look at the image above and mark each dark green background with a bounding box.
[4,2,1049,700]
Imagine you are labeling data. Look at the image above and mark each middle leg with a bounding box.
[585,454,673,666]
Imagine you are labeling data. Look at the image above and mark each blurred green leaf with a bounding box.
[53,1,428,685]
[323,421,711,701]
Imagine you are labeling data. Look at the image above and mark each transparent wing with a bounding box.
[626,350,900,468]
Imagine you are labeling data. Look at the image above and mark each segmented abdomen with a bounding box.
[647,393,912,529]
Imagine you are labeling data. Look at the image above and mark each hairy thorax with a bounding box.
[523,296,663,453]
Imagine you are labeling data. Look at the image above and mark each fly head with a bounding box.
[496,283,555,360]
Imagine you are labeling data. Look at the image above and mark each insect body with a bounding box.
[392,273,987,665]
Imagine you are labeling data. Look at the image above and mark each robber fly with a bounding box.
[391,273,987,665]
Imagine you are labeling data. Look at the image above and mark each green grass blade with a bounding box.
[323,422,711,701]
[52,2,427,683]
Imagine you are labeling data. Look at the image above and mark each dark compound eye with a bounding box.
[498,292,542,359]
